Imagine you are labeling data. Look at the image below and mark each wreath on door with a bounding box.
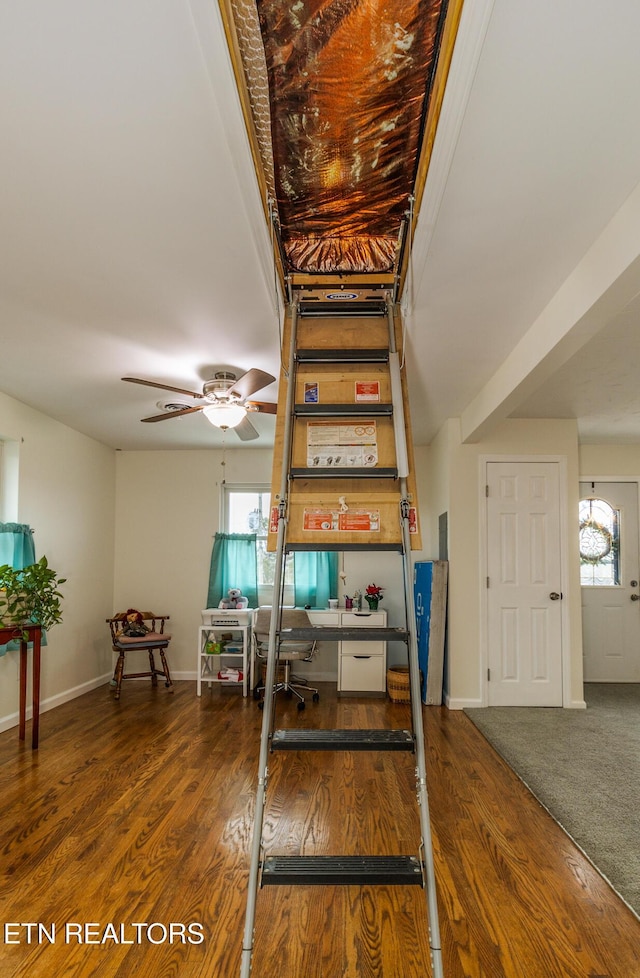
[579,517,613,564]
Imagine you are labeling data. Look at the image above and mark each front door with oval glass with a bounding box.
[580,481,640,682]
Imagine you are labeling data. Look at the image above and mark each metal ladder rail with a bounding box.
[240,299,299,978]
[387,293,444,978]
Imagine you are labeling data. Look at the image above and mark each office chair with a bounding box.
[107,610,173,701]
[253,607,319,711]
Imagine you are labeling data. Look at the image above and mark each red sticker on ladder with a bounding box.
[355,381,380,402]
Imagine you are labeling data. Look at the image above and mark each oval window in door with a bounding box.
[579,496,620,586]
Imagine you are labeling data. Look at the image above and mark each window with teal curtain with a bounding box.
[293,551,338,609]
[0,522,38,656]
[207,533,258,609]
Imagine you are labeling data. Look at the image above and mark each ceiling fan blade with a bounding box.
[246,400,278,415]
[234,416,260,441]
[141,405,206,423]
[227,368,276,401]
[122,377,204,399]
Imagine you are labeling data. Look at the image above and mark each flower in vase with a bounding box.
[365,583,384,609]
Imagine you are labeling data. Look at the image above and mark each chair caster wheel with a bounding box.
[297,701,305,711]
[312,693,320,703]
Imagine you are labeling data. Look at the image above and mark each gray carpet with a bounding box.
[465,684,640,916]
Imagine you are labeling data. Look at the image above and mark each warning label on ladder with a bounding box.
[303,509,380,532]
[306,421,377,468]
[355,380,380,401]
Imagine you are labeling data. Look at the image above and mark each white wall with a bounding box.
[113,448,275,677]
[0,392,116,731]
[579,444,640,478]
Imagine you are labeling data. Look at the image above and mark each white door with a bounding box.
[580,481,640,682]
[486,461,563,706]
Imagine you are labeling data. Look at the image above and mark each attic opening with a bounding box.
[219,0,464,298]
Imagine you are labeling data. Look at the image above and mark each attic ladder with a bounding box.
[240,288,444,978]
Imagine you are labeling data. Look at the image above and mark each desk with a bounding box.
[0,624,43,749]
[307,609,387,693]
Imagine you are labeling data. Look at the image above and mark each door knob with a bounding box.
[549,592,562,601]
[631,594,640,602]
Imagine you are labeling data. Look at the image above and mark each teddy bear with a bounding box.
[218,588,249,610]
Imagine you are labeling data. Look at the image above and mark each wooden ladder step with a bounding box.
[262,855,424,886]
[271,729,415,751]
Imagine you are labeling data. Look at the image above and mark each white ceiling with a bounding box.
[2,0,640,451]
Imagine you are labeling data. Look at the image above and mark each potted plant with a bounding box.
[364,583,384,611]
[0,556,66,639]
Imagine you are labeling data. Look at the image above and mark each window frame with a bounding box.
[221,484,294,606]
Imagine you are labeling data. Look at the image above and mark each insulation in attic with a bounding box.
[222,0,457,278]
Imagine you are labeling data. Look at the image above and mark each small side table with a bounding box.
[197,623,252,697]
[0,624,43,749]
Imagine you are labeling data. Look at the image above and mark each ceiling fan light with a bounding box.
[202,402,247,429]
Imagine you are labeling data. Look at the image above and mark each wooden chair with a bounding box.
[106,611,173,701]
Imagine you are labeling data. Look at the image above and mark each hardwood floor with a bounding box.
[0,681,638,978]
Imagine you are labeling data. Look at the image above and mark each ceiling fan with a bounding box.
[122,368,277,441]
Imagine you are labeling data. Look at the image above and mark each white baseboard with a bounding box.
[152,671,338,683]
[446,694,483,710]
[113,672,201,681]
[149,670,340,682]
[303,670,338,683]
[0,671,113,734]
[450,695,588,710]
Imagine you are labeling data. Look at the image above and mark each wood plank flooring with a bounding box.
[0,681,638,978]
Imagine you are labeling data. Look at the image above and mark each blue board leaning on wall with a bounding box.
[413,560,448,705]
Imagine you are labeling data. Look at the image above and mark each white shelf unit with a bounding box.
[197,609,253,697]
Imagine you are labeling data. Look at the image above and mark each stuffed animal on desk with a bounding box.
[218,587,249,610]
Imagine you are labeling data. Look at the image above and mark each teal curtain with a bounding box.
[0,523,36,569]
[293,551,338,609]
[207,533,258,609]
[0,523,38,655]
